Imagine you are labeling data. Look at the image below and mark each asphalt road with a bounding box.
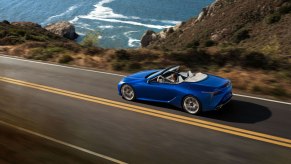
[0,55,290,164]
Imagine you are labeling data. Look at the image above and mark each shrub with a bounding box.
[186,40,200,49]
[112,62,125,71]
[0,37,24,45]
[58,54,73,63]
[266,13,281,24]
[45,47,65,54]
[81,31,100,48]
[16,30,26,36]
[243,52,269,69]
[232,29,250,43]
[0,30,7,38]
[26,35,49,42]
[28,49,53,61]
[252,85,263,93]
[115,49,130,60]
[62,42,81,53]
[204,40,215,47]
[85,47,102,56]
[127,62,141,70]
[130,51,158,61]
[270,86,288,97]
[2,20,10,24]
[278,5,291,14]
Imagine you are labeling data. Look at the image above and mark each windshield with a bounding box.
[147,66,180,80]
[147,70,163,79]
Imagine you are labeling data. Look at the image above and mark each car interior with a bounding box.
[154,70,195,84]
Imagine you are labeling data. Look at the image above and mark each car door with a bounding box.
[141,80,178,102]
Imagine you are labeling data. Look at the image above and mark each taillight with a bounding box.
[202,90,221,95]
[213,90,221,95]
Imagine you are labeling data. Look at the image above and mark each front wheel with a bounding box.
[182,96,201,115]
[121,84,136,101]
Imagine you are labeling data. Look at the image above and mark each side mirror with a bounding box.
[146,79,151,84]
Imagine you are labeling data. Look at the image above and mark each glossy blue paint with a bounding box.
[118,66,232,112]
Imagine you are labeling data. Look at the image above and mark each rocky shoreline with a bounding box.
[4,20,78,40]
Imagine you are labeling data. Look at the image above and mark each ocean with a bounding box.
[0,0,213,48]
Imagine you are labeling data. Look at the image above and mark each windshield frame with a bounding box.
[147,65,180,80]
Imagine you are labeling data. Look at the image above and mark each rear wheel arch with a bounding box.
[181,94,202,114]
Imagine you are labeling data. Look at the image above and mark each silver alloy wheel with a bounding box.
[183,96,200,114]
[121,84,135,101]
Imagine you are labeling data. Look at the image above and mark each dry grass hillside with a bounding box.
[146,0,291,56]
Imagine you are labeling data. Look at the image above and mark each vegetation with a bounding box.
[81,31,100,48]
[265,4,291,24]
[27,47,65,61]
[278,5,291,14]
[266,13,281,24]
[186,40,200,49]
[232,29,250,43]
[204,40,215,47]
[58,54,73,64]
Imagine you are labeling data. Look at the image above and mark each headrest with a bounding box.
[178,76,184,83]
[188,71,193,77]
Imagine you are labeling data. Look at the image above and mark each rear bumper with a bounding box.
[216,92,232,110]
[203,85,232,111]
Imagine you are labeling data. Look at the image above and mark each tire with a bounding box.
[121,84,136,101]
[182,96,201,115]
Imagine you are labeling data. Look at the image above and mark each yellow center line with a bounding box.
[0,76,290,148]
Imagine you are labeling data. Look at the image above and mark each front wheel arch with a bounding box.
[120,84,136,101]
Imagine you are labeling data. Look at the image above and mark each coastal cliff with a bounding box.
[141,0,291,56]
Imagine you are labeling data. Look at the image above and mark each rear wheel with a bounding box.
[121,84,135,101]
[182,96,201,115]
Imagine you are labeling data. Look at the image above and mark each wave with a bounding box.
[43,5,79,25]
[70,0,178,30]
[75,25,94,31]
[81,0,130,20]
[124,31,141,47]
[77,32,85,36]
[99,25,114,29]
[69,16,80,24]
[85,18,173,29]
[151,19,181,25]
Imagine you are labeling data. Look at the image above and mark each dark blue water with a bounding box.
[0,0,213,48]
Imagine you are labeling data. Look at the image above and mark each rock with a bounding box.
[197,8,208,22]
[173,22,185,31]
[45,21,78,40]
[11,22,41,28]
[159,31,167,39]
[166,27,174,33]
[211,34,221,42]
[211,28,230,41]
[140,22,186,47]
[195,0,236,23]
[141,30,157,47]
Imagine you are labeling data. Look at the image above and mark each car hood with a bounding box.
[126,70,158,79]
[188,74,229,88]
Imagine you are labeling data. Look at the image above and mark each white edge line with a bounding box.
[0,54,290,106]
[233,94,291,106]
[0,120,127,164]
[0,54,125,77]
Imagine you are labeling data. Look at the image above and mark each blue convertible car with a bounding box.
[118,66,232,115]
